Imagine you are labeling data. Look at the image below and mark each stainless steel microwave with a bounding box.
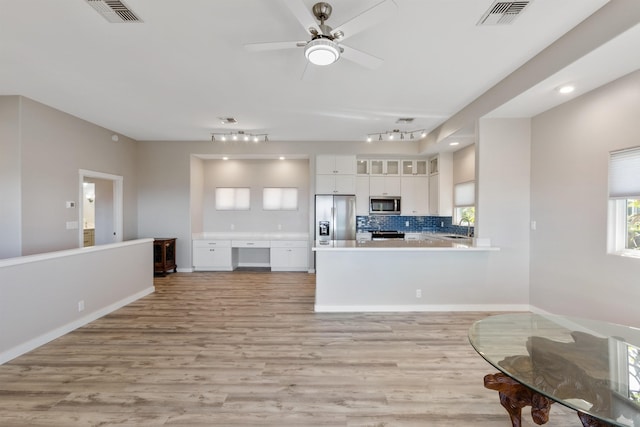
[369,196,401,215]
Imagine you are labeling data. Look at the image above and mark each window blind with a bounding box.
[215,188,250,210]
[263,188,298,210]
[454,181,475,206]
[609,147,640,198]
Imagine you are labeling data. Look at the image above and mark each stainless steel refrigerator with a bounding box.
[315,195,356,241]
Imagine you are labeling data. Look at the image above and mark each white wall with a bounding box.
[190,156,204,235]
[0,96,22,258]
[201,159,310,233]
[530,70,640,326]
[477,118,532,305]
[0,239,154,364]
[0,96,139,257]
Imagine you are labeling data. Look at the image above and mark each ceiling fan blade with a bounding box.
[280,0,320,35]
[340,44,384,70]
[244,41,306,52]
[331,0,398,41]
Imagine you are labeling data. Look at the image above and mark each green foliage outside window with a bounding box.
[460,207,475,226]
[628,199,640,250]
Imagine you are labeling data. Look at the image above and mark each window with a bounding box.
[263,188,298,210]
[608,147,640,256]
[215,187,250,210]
[454,181,475,226]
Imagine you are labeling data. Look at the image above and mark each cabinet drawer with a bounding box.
[270,240,308,248]
[193,240,231,248]
[232,240,270,248]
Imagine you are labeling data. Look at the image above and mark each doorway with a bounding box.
[78,169,123,247]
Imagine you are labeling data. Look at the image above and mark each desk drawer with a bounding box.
[232,240,270,248]
[270,240,308,248]
[193,240,231,248]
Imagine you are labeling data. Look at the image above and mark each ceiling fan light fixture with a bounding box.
[304,38,340,66]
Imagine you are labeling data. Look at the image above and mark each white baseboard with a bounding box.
[0,286,155,365]
[177,267,193,273]
[314,304,532,313]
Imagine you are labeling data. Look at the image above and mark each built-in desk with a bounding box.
[192,232,309,272]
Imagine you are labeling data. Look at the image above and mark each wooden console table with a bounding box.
[153,238,176,276]
[469,313,640,427]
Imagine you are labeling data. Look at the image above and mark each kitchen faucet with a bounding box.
[459,218,473,237]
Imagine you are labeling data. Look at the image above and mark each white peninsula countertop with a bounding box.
[313,236,498,251]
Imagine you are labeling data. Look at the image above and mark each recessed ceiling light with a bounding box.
[222,156,229,160]
[279,156,285,160]
[557,85,575,94]
[449,141,460,146]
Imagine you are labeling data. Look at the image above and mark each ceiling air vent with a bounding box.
[477,1,531,26]
[396,118,415,124]
[85,0,142,23]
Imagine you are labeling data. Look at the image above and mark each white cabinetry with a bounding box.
[316,174,356,194]
[369,176,401,197]
[428,153,453,216]
[402,160,427,176]
[356,159,369,175]
[193,240,233,271]
[370,159,399,176]
[355,176,370,216]
[401,176,429,215]
[270,240,308,272]
[316,155,356,194]
[316,155,356,175]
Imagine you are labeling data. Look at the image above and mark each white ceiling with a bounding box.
[2,0,635,143]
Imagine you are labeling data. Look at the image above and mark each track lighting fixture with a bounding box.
[211,131,269,143]
[366,129,427,142]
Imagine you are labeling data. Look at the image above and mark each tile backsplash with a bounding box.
[357,215,474,236]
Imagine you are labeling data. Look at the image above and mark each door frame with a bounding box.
[78,169,124,247]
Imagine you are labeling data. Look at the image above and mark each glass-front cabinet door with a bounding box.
[402,160,427,175]
[371,160,400,175]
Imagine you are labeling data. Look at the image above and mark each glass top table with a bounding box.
[469,313,640,427]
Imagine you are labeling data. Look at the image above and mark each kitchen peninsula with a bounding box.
[313,235,499,312]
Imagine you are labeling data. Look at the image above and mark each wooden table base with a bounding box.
[484,373,615,427]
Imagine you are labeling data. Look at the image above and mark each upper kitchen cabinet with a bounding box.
[316,174,356,194]
[369,176,401,197]
[355,176,370,216]
[316,155,356,194]
[402,160,427,176]
[401,176,429,215]
[316,155,356,175]
[428,153,453,216]
[370,159,400,176]
[356,159,369,175]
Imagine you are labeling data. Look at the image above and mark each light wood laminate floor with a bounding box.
[0,272,581,426]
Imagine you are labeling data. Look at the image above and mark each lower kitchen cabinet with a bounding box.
[270,240,309,272]
[192,240,233,271]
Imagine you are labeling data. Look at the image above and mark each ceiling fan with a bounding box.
[245,0,397,69]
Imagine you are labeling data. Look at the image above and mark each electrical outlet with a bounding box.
[230,224,235,230]
[65,201,75,208]
[278,224,282,230]
[440,221,444,227]
[78,300,85,312]
[405,221,409,227]
[531,220,537,230]
[416,289,422,298]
